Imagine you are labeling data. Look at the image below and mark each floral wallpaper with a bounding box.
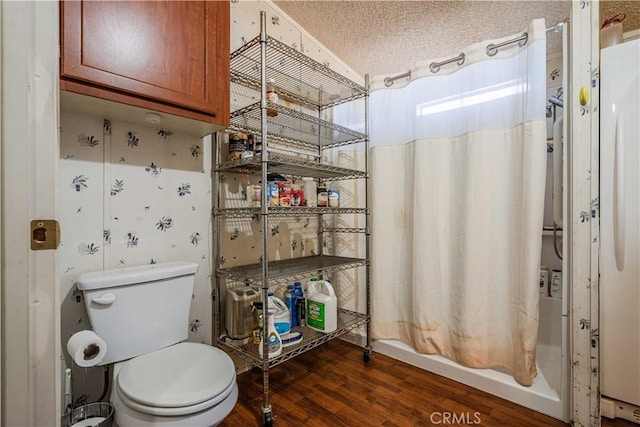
[225,0,364,271]
[59,110,213,399]
[219,1,367,351]
[58,1,366,396]
[569,2,601,425]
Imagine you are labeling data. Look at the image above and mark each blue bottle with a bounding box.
[294,282,306,327]
[285,284,297,328]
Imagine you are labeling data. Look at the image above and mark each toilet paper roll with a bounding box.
[67,330,107,367]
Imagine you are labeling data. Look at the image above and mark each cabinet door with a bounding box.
[61,0,229,125]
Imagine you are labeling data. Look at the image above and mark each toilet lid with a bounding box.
[117,342,236,408]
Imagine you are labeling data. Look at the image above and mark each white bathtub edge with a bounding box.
[372,339,566,421]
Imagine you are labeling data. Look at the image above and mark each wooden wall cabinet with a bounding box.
[60,0,229,127]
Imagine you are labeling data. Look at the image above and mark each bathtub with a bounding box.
[361,288,569,421]
[372,338,567,421]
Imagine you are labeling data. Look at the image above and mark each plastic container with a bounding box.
[551,269,562,299]
[266,78,279,117]
[601,14,625,49]
[306,280,337,333]
[285,285,297,328]
[259,309,282,358]
[302,178,317,207]
[539,266,549,297]
[268,292,290,334]
[246,184,261,207]
[294,282,306,326]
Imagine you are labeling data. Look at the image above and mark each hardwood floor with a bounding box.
[221,340,571,426]
[603,419,640,427]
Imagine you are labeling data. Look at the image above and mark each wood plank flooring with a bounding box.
[221,340,573,426]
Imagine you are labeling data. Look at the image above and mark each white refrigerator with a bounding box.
[600,38,640,418]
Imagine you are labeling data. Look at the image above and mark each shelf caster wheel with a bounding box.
[263,411,273,427]
[363,349,372,363]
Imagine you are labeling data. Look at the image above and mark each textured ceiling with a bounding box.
[274,0,640,79]
[601,1,640,32]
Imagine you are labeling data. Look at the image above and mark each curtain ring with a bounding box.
[384,77,394,87]
[519,32,529,47]
[430,53,465,74]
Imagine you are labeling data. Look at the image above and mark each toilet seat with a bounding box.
[116,342,236,416]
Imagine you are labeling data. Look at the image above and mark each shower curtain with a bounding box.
[369,19,547,386]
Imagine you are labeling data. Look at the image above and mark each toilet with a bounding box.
[77,262,238,427]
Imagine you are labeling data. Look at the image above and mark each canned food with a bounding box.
[228,133,247,161]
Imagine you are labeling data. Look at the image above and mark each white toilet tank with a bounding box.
[77,262,199,365]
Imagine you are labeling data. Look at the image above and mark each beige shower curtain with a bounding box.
[369,19,547,386]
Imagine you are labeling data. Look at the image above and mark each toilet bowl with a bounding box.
[76,263,238,427]
[110,342,238,427]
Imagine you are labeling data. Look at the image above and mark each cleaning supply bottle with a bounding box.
[306,277,318,289]
[294,282,306,327]
[285,285,297,328]
[258,309,282,359]
[267,292,290,334]
[306,280,337,333]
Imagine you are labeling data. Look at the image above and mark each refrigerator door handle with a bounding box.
[613,113,625,271]
[552,117,563,228]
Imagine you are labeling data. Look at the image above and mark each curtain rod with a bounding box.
[384,71,411,87]
[384,21,558,87]
[546,20,568,33]
[486,32,528,57]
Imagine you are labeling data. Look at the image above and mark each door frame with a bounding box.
[0,1,604,426]
[568,0,600,425]
[1,2,61,425]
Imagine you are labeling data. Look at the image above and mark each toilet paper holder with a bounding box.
[65,331,113,427]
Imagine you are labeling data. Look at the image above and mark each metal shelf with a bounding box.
[323,227,368,233]
[219,13,370,425]
[230,102,366,149]
[217,255,367,284]
[216,154,367,181]
[218,308,369,368]
[216,206,368,218]
[231,36,366,109]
